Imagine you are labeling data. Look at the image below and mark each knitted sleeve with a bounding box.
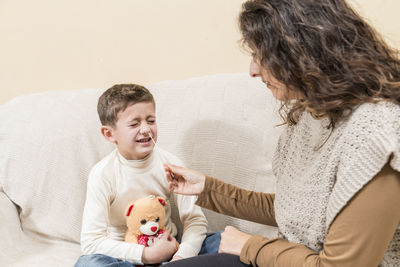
[326,102,400,227]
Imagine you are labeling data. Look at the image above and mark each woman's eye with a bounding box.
[148,120,155,124]
[155,217,160,222]
[140,219,146,224]
[130,123,138,127]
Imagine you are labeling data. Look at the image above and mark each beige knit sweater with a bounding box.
[272,101,400,266]
[195,101,400,266]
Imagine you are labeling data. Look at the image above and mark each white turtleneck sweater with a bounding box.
[80,147,207,265]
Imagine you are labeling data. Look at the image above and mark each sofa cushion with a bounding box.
[0,89,114,245]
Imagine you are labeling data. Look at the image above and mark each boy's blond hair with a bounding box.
[97,84,155,127]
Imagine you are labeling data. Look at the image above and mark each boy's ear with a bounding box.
[101,125,116,143]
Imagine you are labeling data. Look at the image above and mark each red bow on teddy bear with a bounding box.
[137,228,165,247]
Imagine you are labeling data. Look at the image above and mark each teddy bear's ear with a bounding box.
[158,198,166,206]
[126,204,134,216]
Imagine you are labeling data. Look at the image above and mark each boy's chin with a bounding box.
[135,146,154,158]
[120,146,154,160]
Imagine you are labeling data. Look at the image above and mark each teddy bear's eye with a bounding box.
[155,217,160,222]
[140,219,147,225]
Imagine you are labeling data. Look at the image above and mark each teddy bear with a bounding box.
[124,195,179,250]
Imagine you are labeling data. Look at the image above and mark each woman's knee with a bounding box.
[164,253,250,267]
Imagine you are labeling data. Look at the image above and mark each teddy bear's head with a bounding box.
[125,195,167,237]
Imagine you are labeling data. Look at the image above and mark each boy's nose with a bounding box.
[139,125,151,135]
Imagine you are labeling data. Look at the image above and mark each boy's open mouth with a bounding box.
[136,137,151,143]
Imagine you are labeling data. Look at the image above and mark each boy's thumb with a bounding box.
[160,229,170,238]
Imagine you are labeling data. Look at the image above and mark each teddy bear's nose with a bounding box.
[151,226,157,232]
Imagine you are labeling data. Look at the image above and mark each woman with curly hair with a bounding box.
[164,0,400,266]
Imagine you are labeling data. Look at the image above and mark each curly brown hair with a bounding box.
[239,0,400,128]
[97,84,155,127]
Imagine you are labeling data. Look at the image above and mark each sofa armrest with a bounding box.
[0,191,24,246]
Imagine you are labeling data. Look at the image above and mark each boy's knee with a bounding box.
[199,231,222,255]
[74,254,117,267]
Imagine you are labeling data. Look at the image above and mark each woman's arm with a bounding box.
[164,164,277,227]
[196,176,277,227]
[239,164,400,267]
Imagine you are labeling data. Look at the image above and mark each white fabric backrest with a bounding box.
[0,73,281,244]
[150,73,281,237]
[0,89,114,244]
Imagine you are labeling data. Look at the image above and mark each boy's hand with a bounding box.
[141,230,177,264]
[170,255,183,262]
[164,163,206,195]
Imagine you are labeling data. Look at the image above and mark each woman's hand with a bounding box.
[219,226,252,256]
[142,230,177,264]
[164,163,206,195]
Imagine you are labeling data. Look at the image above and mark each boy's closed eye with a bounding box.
[128,120,139,127]
[146,116,156,124]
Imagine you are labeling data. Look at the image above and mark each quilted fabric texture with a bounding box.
[0,73,281,266]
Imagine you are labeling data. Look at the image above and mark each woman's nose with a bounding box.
[249,58,261,78]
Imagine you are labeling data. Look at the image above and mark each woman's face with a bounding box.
[249,58,299,101]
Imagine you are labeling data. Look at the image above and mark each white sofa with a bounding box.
[0,73,282,267]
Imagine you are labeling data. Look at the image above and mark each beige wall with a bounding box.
[1,0,399,104]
